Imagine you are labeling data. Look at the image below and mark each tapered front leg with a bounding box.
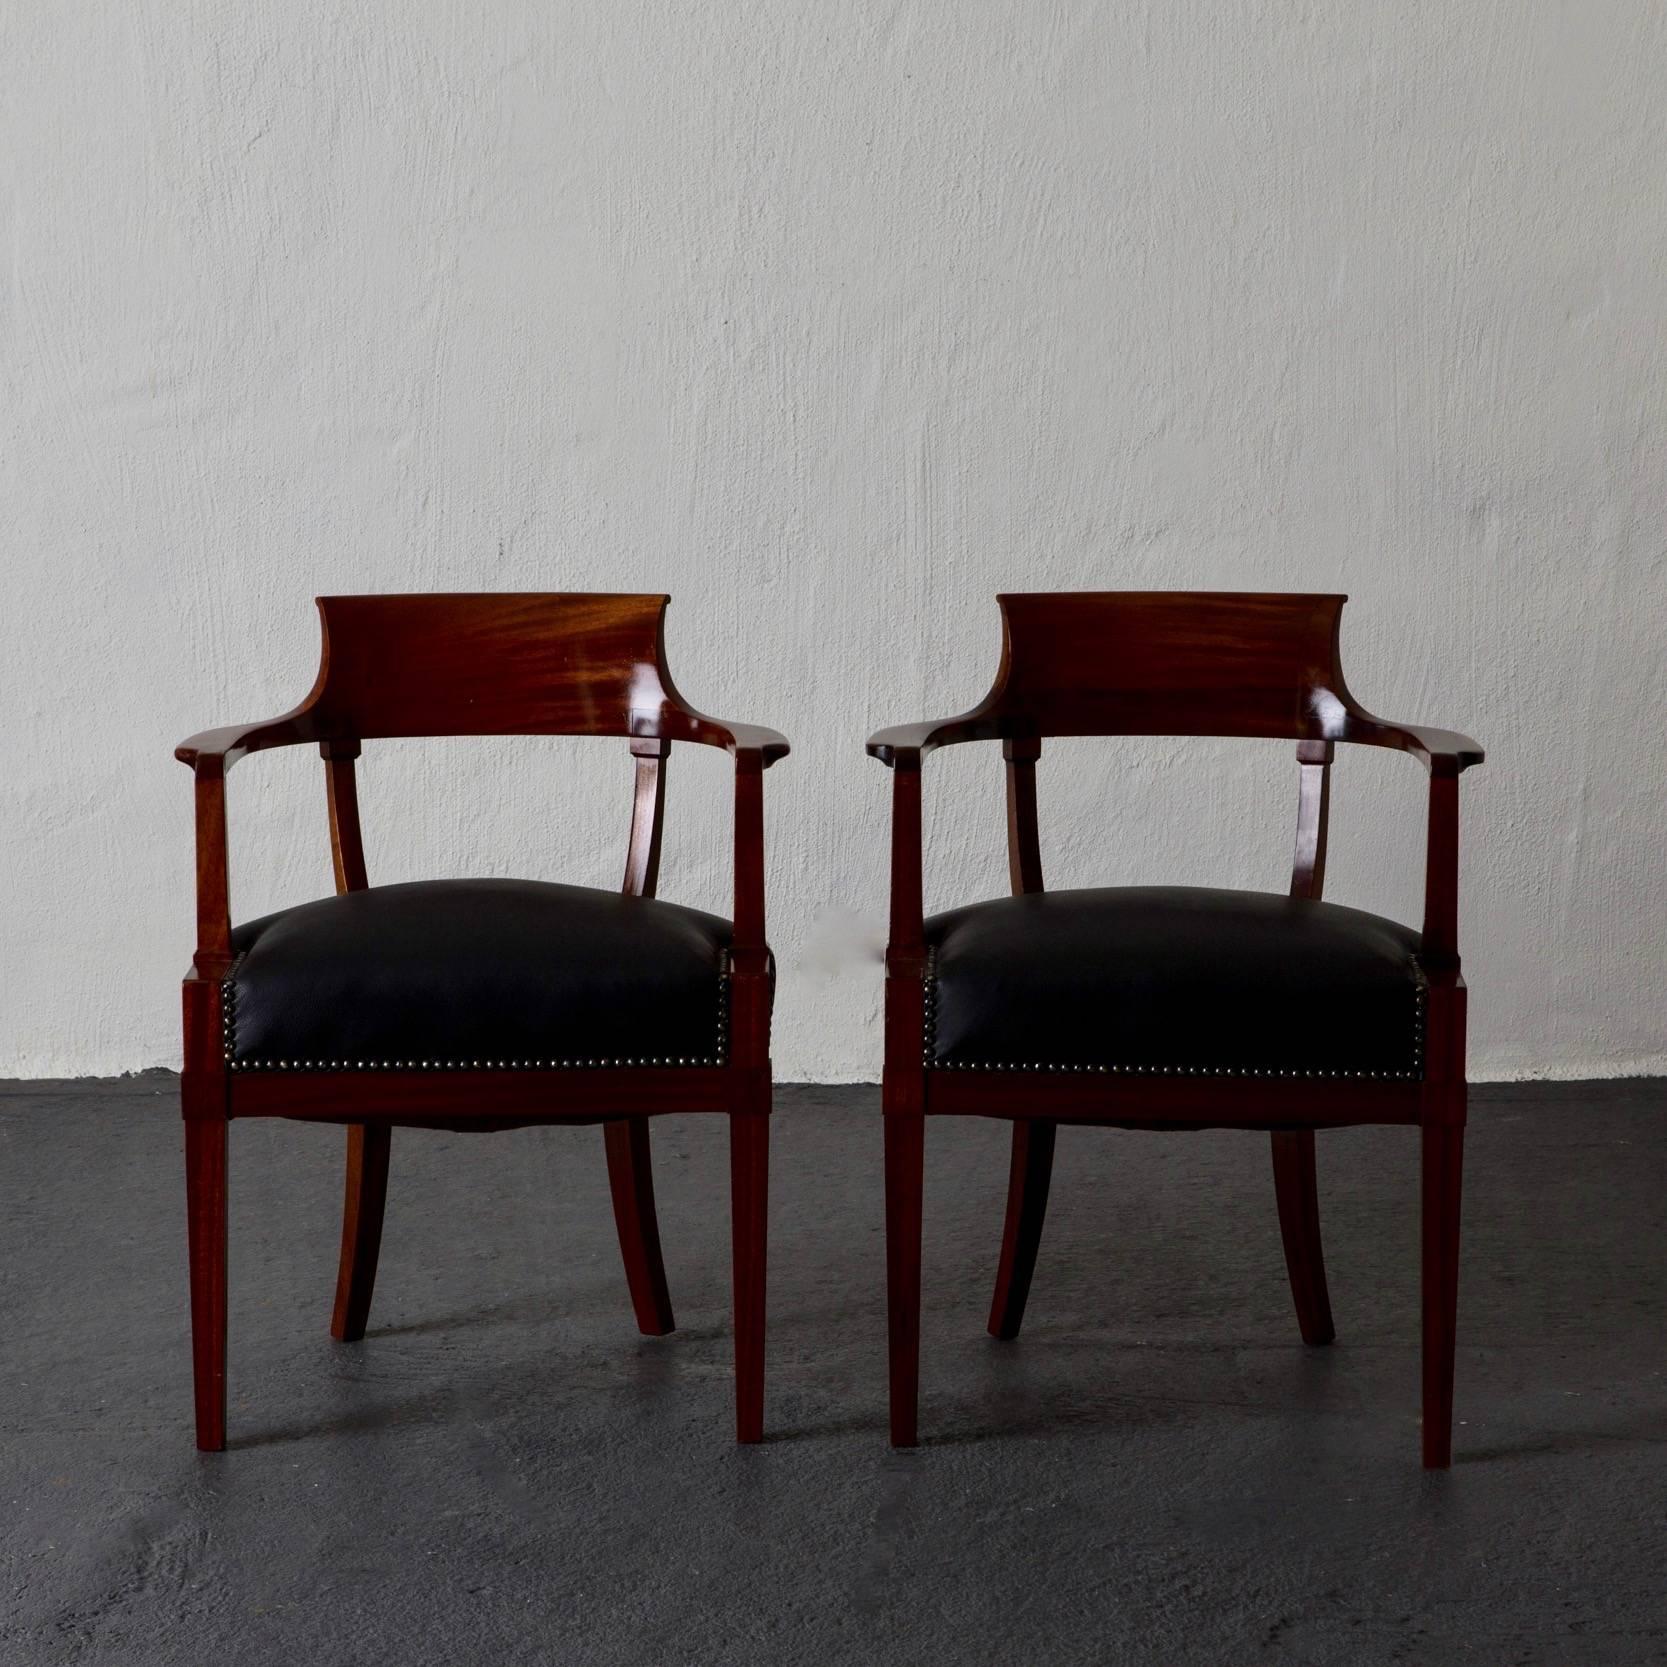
[184,1119,228,1452]
[885,1111,925,1447]
[729,1111,769,1443]
[1421,1123,1464,1468]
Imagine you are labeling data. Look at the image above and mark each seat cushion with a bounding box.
[224,879,733,1071]
[924,886,1426,1080]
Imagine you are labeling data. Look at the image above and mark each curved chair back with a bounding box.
[304,592,689,743]
[988,591,1351,743]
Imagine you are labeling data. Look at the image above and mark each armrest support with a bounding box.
[884,758,926,971]
[879,756,930,1086]
[179,702,789,978]
[187,759,233,978]
[869,710,1481,974]
[865,722,956,984]
[667,712,788,963]
[730,753,771,964]
[726,745,786,1069]
[867,714,1004,993]
[1421,772,1463,973]
[1337,712,1481,967]
[176,712,321,977]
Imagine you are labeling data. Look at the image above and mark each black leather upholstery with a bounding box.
[924,886,1425,1079]
[225,879,733,1070]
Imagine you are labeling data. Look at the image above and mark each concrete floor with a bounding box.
[1,1078,1663,1665]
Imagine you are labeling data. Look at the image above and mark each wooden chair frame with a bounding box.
[176,593,788,1450]
[866,592,1483,1467]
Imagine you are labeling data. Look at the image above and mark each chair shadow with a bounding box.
[227,1392,460,1450]
[227,1316,733,1449]
[366,1294,559,1339]
[367,1296,730,1347]
[756,1413,888,1444]
[1456,1411,1667,1466]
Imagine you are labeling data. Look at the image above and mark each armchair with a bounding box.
[176,593,788,1449]
[867,592,1482,1466]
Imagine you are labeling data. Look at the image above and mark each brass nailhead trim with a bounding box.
[223,950,730,1072]
[922,947,1427,1081]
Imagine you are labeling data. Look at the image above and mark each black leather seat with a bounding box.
[224,879,732,1071]
[924,886,1426,1080]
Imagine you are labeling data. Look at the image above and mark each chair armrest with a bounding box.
[1343,716,1484,776]
[175,714,319,772]
[717,721,791,765]
[866,714,1003,765]
[660,707,789,767]
[868,712,1483,775]
[724,733,787,1066]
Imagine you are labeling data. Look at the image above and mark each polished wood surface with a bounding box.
[990,734,1053,1338]
[1002,736,1044,895]
[623,737,670,899]
[323,739,370,896]
[869,591,1481,1466]
[1289,738,1332,902]
[225,1065,736,1123]
[176,593,787,1450]
[329,1123,390,1344]
[604,1117,676,1337]
[608,727,674,1350]
[986,1119,1057,1341]
[1274,738,1337,1343]
[729,1107,770,1444]
[321,738,387,1346]
[183,1118,227,1453]
[1270,1130,1336,1346]
[866,591,1483,774]
[1420,1123,1465,1469]
[176,593,790,771]
[884,1110,925,1448]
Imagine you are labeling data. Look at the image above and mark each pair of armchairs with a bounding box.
[176,591,1481,1466]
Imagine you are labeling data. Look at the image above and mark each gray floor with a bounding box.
[1,1079,1663,1666]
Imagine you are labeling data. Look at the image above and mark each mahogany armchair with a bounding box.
[868,592,1483,1467]
[176,593,787,1450]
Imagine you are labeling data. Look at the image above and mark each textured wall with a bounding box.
[4,3,1664,1080]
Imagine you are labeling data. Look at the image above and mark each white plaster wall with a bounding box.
[3,2,1664,1081]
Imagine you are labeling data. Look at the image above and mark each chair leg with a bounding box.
[1270,1130,1336,1346]
[1421,1123,1464,1469]
[184,1119,228,1452]
[330,1123,391,1343]
[987,1118,1057,1340]
[885,1111,925,1447]
[729,1111,769,1443]
[604,1118,675,1336]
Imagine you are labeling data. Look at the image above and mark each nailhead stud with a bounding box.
[222,969,734,1072]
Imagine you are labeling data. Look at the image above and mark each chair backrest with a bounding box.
[301,593,688,741]
[989,591,1351,742]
